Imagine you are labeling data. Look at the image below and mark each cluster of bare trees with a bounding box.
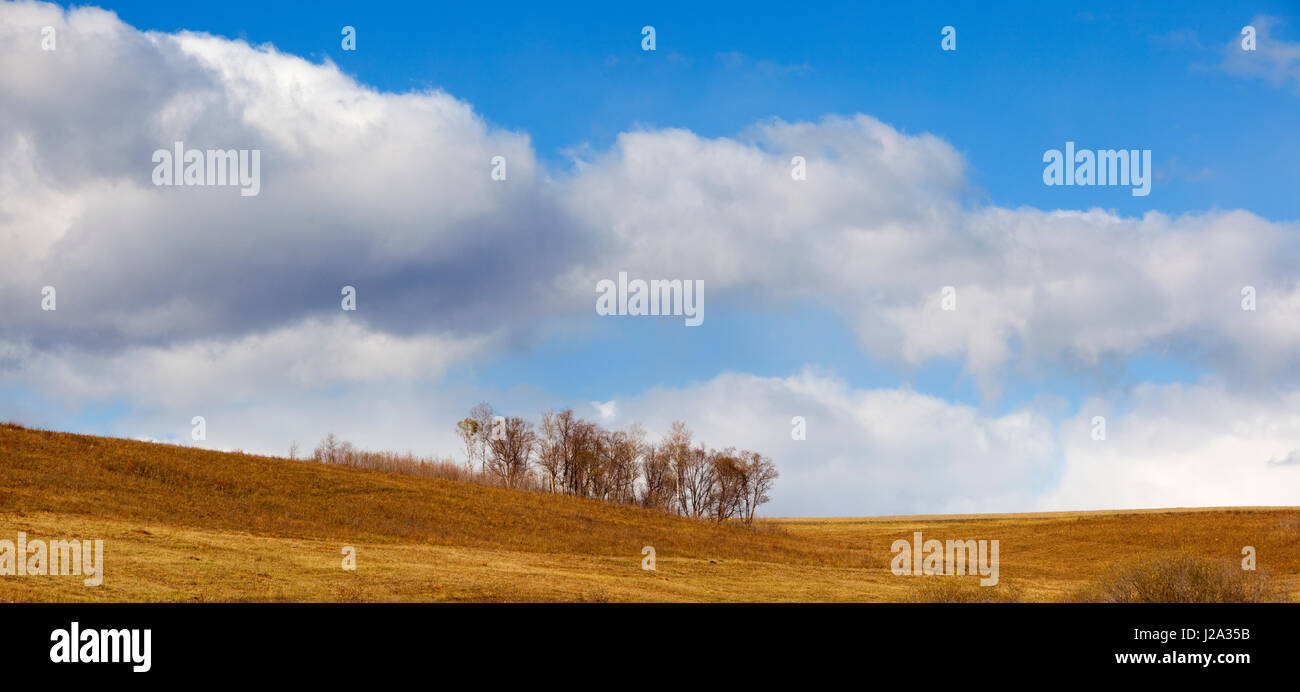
[455,404,779,524]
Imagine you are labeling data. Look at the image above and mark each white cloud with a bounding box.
[3,3,1298,395]
[1220,16,1300,91]
[591,372,1300,515]
[0,1,577,351]
[564,124,1300,391]
[590,400,618,421]
[1269,450,1300,467]
[1037,381,1300,510]
[613,369,1058,516]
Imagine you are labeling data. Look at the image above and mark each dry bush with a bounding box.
[1073,553,1281,603]
[312,433,515,486]
[904,578,1025,603]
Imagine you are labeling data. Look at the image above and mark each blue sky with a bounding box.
[3,1,1299,514]
[81,0,1295,413]
[100,0,1299,220]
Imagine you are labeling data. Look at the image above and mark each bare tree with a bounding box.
[314,433,340,464]
[536,410,565,492]
[486,416,535,488]
[455,417,479,471]
[569,418,601,497]
[543,409,584,495]
[615,424,646,505]
[739,450,779,524]
[639,443,676,511]
[664,421,696,515]
[677,445,714,518]
[708,448,746,521]
[469,402,494,474]
[595,426,641,504]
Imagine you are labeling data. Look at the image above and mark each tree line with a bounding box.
[455,403,778,524]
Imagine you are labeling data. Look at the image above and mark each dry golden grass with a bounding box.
[1,423,1297,602]
[904,578,1026,603]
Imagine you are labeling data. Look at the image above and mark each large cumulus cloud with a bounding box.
[4,2,1298,389]
[1,1,580,355]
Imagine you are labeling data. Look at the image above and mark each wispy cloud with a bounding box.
[715,50,813,76]
[1219,15,1300,91]
[1268,449,1300,467]
[590,400,618,421]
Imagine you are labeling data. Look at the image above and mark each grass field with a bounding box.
[2,423,1296,602]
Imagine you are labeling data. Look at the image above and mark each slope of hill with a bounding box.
[1,423,1297,602]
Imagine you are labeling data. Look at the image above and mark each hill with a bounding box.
[1,423,1296,602]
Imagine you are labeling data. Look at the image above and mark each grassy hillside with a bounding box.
[1,423,1297,602]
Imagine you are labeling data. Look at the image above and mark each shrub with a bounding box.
[1073,553,1280,603]
[904,578,1024,603]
